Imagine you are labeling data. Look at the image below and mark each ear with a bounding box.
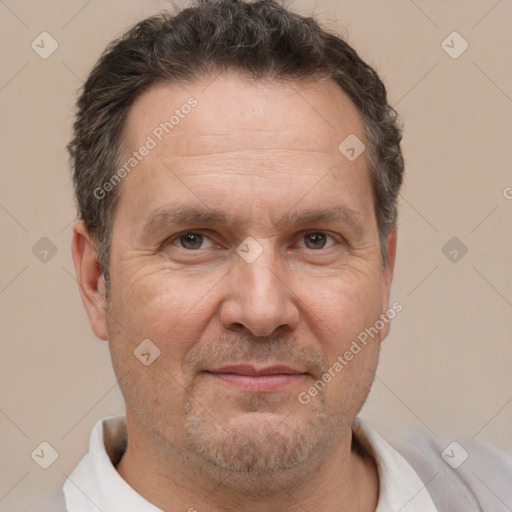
[71,220,108,340]
[379,227,398,341]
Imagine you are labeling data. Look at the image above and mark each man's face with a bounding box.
[92,75,395,479]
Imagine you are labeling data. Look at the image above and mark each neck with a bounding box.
[115,411,379,512]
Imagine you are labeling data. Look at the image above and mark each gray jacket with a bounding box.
[393,429,512,511]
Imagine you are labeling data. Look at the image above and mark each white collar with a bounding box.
[63,416,162,512]
[352,418,438,511]
[64,415,438,512]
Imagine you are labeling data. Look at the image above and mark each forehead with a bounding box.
[122,73,366,160]
[116,74,372,227]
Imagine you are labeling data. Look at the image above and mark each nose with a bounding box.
[219,252,300,338]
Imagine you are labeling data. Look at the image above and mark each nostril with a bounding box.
[227,322,247,333]
[227,322,291,340]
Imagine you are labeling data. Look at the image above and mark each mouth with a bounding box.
[204,365,308,393]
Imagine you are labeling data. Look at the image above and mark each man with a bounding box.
[65,1,511,511]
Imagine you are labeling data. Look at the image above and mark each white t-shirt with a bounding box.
[63,416,439,512]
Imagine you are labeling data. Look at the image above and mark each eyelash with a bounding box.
[167,230,341,251]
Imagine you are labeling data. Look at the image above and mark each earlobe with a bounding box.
[71,220,109,340]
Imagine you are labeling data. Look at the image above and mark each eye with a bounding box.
[300,232,337,250]
[174,232,215,250]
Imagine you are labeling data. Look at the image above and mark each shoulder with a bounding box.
[391,427,512,512]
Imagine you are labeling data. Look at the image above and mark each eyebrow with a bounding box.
[273,206,364,235]
[143,206,236,236]
[142,205,365,238]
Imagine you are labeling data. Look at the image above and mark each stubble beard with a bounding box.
[181,381,332,492]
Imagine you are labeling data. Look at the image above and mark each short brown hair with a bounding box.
[68,0,404,287]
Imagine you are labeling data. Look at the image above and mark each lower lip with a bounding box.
[206,372,306,393]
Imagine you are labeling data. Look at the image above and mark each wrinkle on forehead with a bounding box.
[122,75,366,160]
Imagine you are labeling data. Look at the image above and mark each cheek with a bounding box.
[298,268,384,350]
[295,270,383,411]
[110,268,221,365]
[299,276,382,416]
[105,274,207,428]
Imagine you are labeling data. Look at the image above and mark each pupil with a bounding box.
[307,233,325,249]
[182,233,202,249]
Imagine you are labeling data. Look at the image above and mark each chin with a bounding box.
[183,404,329,481]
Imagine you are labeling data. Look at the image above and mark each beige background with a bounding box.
[0,0,511,510]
